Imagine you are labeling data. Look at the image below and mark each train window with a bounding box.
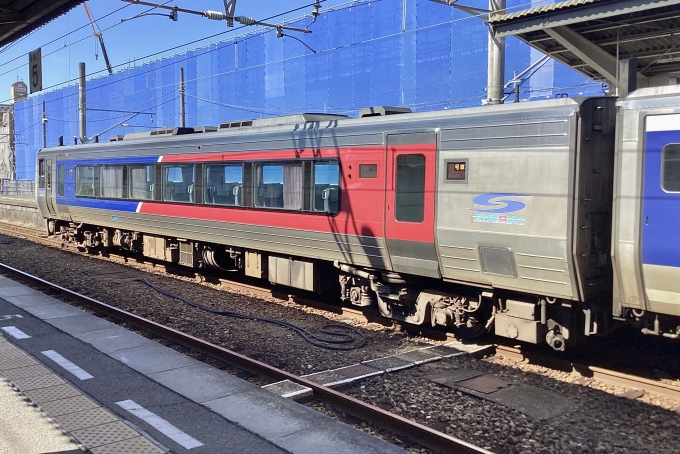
[662,144,680,192]
[359,164,377,179]
[313,162,340,213]
[38,159,45,189]
[254,163,302,210]
[205,164,243,206]
[75,166,96,197]
[57,165,65,197]
[100,165,124,199]
[395,154,425,223]
[162,165,195,203]
[129,165,156,200]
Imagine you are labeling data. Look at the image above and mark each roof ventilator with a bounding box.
[120,127,196,141]
[359,106,412,118]
[219,114,348,131]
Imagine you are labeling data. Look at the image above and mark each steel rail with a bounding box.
[494,345,680,401]
[0,262,490,454]
[0,221,453,339]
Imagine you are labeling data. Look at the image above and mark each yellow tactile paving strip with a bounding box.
[0,335,165,454]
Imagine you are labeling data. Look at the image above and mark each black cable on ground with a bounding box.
[136,278,366,351]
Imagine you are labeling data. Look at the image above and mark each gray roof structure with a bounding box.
[0,0,84,48]
[489,0,680,84]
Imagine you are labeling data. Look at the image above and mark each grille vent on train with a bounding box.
[114,126,215,142]
[218,113,348,131]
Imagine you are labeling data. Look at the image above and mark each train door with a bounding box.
[384,132,440,278]
[37,157,56,218]
[641,114,680,311]
[44,158,57,218]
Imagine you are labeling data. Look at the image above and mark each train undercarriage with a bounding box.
[53,221,678,350]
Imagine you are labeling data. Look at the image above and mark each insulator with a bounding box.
[203,10,226,20]
[235,16,257,26]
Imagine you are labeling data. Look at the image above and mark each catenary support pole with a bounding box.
[179,67,186,128]
[487,0,505,105]
[78,62,87,143]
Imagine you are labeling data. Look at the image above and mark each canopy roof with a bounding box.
[490,0,680,83]
[0,0,83,48]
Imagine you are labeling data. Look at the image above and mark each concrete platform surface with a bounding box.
[0,274,407,454]
[0,374,81,454]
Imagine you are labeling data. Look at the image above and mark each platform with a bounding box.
[0,274,407,454]
[0,195,42,230]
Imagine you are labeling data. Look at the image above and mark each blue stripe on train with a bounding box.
[642,130,680,268]
[59,198,139,212]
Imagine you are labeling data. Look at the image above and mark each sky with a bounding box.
[0,0,350,104]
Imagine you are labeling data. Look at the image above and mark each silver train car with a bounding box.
[35,85,680,349]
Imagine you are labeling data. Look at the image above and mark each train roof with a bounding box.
[38,96,602,158]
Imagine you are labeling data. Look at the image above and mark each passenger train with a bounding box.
[36,85,680,350]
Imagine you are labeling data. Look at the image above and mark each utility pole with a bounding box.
[41,101,46,148]
[487,0,506,105]
[79,62,87,144]
[179,67,185,128]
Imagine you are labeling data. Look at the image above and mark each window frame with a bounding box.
[99,164,126,199]
[253,161,304,211]
[312,161,341,214]
[128,164,157,201]
[661,143,680,193]
[75,165,98,198]
[394,153,426,223]
[57,164,65,197]
[203,163,244,207]
[162,164,196,203]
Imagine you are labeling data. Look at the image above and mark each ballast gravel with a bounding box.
[0,232,679,454]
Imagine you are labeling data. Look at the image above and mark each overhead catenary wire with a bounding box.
[9,0,504,118]
[136,278,367,351]
[0,0,328,106]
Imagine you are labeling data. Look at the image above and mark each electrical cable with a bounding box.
[0,2,135,65]
[0,0,328,106]
[136,278,367,351]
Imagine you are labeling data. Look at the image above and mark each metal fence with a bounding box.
[1,179,35,196]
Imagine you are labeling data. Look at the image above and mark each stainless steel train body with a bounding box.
[35,86,680,348]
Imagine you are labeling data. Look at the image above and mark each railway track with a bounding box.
[4,224,680,404]
[0,221,452,339]
[0,261,489,454]
[494,344,680,402]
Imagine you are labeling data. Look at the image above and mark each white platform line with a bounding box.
[116,399,203,449]
[1,326,31,339]
[41,350,94,380]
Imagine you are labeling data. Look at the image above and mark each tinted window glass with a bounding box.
[129,165,156,200]
[163,165,195,202]
[76,166,95,197]
[255,163,302,210]
[359,164,377,179]
[205,164,243,206]
[38,160,45,190]
[57,165,65,197]
[663,144,680,192]
[100,165,124,198]
[395,154,425,223]
[313,162,340,213]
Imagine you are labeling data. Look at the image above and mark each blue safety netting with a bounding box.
[13,0,603,180]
